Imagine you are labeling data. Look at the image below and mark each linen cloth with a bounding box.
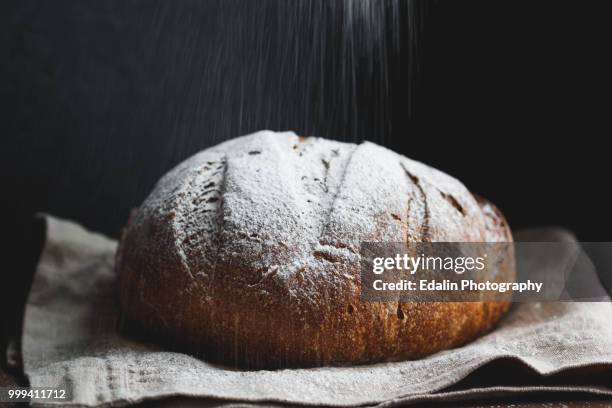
[22,216,612,407]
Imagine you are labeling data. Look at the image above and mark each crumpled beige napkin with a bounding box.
[23,216,612,407]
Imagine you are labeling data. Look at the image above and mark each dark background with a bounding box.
[1,0,610,242]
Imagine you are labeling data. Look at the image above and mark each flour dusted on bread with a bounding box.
[116,131,514,368]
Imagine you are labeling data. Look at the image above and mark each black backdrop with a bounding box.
[1,0,610,241]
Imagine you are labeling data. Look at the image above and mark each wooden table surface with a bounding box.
[1,218,610,407]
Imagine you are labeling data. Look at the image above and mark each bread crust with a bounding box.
[116,131,514,368]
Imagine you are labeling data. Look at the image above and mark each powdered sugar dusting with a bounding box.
[138,130,501,294]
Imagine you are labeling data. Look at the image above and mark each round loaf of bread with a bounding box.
[116,131,514,368]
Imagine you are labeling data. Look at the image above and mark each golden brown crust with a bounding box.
[116,132,514,368]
